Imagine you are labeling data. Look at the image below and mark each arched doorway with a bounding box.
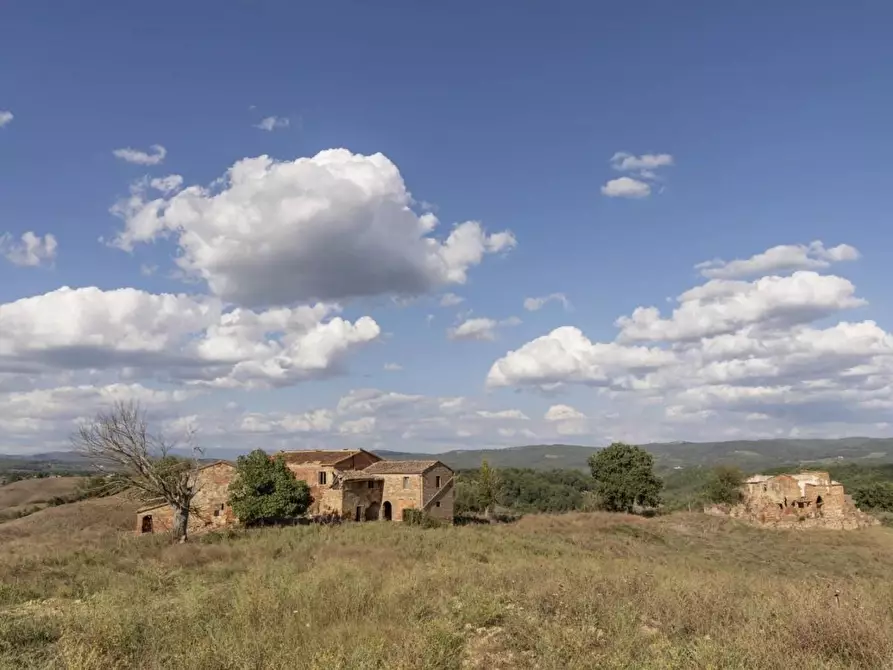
[816,495,823,510]
[366,502,380,521]
[141,515,153,534]
[383,501,392,521]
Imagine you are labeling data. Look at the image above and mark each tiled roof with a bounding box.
[276,450,364,466]
[337,470,383,481]
[363,460,443,475]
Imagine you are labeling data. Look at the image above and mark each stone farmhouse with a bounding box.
[707,470,877,530]
[135,449,455,534]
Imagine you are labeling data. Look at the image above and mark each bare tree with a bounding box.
[72,401,202,542]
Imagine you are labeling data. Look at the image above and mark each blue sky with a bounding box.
[2,2,893,455]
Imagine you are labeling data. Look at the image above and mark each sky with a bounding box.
[2,2,893,455]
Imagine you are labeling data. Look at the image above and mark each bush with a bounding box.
[703,466,745,505]
[403,509,444,528]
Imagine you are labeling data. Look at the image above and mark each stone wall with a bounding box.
[341,480,385,520]
[135,462,237,535]
[380,473,423,521]
[422,465,455,521]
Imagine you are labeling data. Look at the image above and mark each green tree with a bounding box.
[228,449,311,525]
[703,465,745,505]
[588,442,663,513]
[478,459,501,519]
[852,482,893,512]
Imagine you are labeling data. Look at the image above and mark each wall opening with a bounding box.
[318,471,327,485]
[355,506,362,522]
[816,495,823,510]
[141,515,153,534]
[383,501,392,521]
[435,475,441,488]
[366,502,380,521]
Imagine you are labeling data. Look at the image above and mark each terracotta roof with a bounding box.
[337,470,383,481]
[276,450,366,466]
[363,460,444,475]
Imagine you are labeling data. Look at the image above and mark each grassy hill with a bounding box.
[377,437,893,472]
[0,476,87,522]
[2,499,893,668]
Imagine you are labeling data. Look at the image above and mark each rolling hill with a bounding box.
[377,437,893,471]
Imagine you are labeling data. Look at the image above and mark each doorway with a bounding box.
[355,506,362,522]
[140,515,153,534]
[366,502,380,521]
[383,501,392,521]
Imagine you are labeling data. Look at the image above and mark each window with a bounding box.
[435,501,441,508]
[368,480,374,489]
[403,476,410,489]
[213,510,219,517]
[318,471,327,485]
[435,476,441,488]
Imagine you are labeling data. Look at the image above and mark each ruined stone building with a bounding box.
[708,471,877,529]
[136,461,237,535]
[136,449,455,534]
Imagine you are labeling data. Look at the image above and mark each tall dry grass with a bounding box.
[2,502,893,669]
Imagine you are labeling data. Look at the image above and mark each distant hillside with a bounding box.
[4,436,893,475]
[376,437,893,472]
[376,444,599,471]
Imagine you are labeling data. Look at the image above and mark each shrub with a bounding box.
[703,466,745,505]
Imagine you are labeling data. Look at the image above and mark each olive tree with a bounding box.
[72,401,202,542]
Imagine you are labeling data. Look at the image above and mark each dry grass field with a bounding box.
[2,498,893,669]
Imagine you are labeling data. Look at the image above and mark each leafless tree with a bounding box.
[72,401,202,542]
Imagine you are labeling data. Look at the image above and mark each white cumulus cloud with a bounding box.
[544,404,586,421]
[0,232,58,267]
[601,177,651,199]
[0,111,13,127]
[255,116,290,131]
[695,241,860,279]
[524,293,571,312]
[0,286,379,388]
[440,293,465,307]
[448,316,520,341]
[111,149,516,307]
[112,144,167,165]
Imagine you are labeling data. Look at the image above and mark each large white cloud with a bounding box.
[111,149,516,307]
[487,326,675,388]
[487,242,893,432]
[0,286,379,388]
[616,271,864,342]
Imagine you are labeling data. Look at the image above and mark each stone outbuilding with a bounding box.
[708,470,877,529]
[135,461,236,535]
[135,449,456,534]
